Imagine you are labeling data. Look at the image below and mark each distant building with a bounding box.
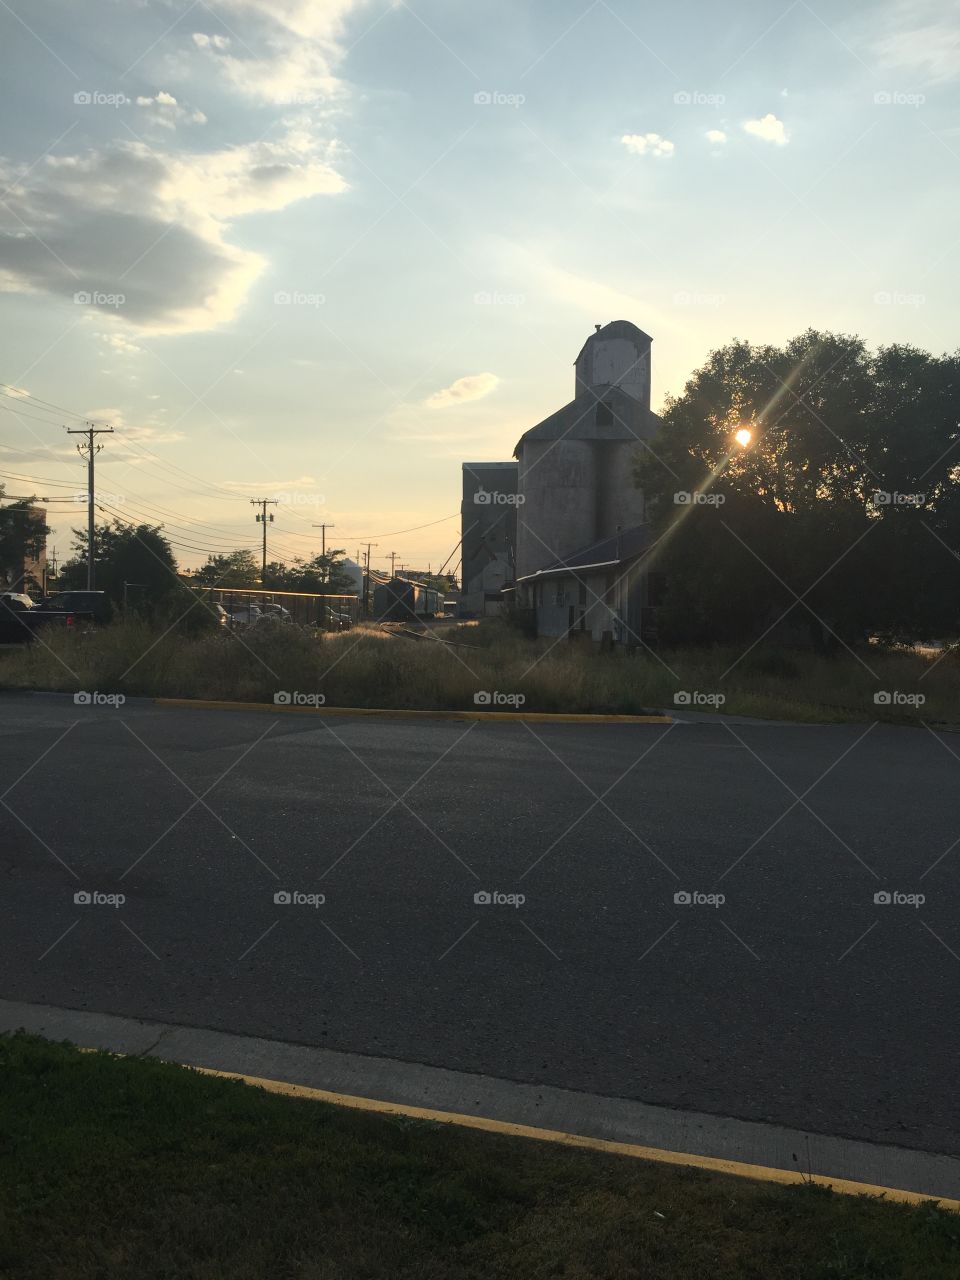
[514,321,662,647]
[459,461,518,616]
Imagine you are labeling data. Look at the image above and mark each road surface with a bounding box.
[1,692,958,1156]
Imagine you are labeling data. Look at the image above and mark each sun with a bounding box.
[734,427,753,448]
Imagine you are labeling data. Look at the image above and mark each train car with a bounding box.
[373,578,441,622]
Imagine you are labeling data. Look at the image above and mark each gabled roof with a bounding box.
[516,524,652,582]
[513,387,660,457]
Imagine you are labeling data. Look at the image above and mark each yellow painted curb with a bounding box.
[167,1063,960,1212]
[153,697,671,724]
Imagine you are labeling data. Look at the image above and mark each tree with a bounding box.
[194,550,260,587]
[0,487,49,593]
[635,330,960,646]
[265,550,356,595]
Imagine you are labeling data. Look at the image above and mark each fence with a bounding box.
[191,586,360,632]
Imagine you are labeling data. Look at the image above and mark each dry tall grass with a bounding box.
[0,619,956,723]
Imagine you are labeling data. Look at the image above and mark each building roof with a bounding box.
[516,524,652,583]
[573,319,653,366]
[513,387,660,456]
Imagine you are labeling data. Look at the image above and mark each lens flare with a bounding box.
[734,427,752,447]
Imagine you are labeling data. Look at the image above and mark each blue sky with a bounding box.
[1,0,958,572]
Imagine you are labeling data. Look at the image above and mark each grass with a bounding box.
[0,617,956,724]
[1,1033,958,1280]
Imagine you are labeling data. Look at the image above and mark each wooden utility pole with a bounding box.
[67,424,113,589]
[251,499,279,584]
[312,524,335,582]
[363,542,379,617]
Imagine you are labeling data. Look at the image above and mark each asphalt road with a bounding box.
[2,692,959,1157]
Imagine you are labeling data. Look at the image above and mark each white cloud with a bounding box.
[0,126,347,334]
[873,0,960,82]
[621,132,675,157]
[425,373,499,409]
[97,333,143,355]
[192,33,231,50]
[136,91,206,129]
[705,129,727,144]
[742,113,789,145]
[191,0,371,105]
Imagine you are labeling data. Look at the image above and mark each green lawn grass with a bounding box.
[0,617,956,724]
[1,1034,958,1279]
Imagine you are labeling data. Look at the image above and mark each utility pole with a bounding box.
[312,523,335,582]
[389,550,397,577]
[67,424,113,589]
[362,542,379,617]
[251,499,279,584]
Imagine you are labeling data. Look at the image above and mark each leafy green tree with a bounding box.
[0,488,49,593]
[265,551,356,595]
[636,330,960,646]
[194,550,261,587]
[60,520,180,604]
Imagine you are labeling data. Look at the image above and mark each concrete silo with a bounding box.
[514,321,660,586]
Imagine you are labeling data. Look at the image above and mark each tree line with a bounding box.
[635,329,960,647]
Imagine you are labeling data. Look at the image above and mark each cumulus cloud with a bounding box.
[620,132,675,157]
[743,113,789,144]
[705,129,727,144]
[0,127,347,334]
[97,333,143,355]
[191,0,371,105]
[425,373,499,409]
[136,91,207,129]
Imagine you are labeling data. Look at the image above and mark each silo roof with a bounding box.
[513,387,660,457]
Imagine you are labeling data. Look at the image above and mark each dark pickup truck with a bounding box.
[0,590,112,643]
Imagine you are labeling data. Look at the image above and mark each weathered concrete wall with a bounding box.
[516,438,598,578]
[460,461,517,614]
[575,333,650,407]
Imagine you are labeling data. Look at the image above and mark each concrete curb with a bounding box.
[153,697,672,724]
[2,997,957,1209]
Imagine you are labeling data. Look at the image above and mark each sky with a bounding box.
[0,0,958,576]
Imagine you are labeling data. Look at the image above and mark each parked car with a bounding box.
[36,590,113,625]
[225,605,262,626]
[0,592,37,643]
[257,603,293,624]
